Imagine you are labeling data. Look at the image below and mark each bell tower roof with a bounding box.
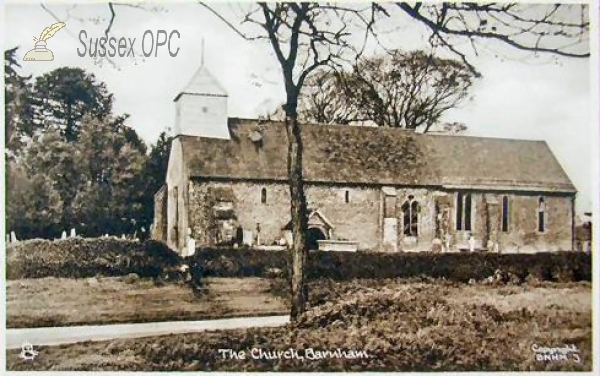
[174,65,228,101]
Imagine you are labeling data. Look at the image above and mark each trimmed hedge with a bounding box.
[6,238,182,280]
[189,248,592,283]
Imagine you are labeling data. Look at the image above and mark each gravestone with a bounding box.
[469,236,476,252]
[61,231,67,240]
[10,231,18,243]
[431,238,443,253]
[70,228,76,238]
[255,223,262,246]
[186,237,196,257]
[243,230,254,246]
[444,233,452,253]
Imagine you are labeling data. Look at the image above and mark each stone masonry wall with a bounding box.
[447,192,573,252]
[151,186,167,242]
[492,194,573,252]
[188,180,381,250]
[185,178,573,252]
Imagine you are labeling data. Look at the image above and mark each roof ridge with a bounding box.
[225,117,548,143]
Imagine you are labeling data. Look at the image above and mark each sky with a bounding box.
[3,1,595,216]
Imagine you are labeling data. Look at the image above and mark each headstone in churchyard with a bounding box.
[121,234,126,240]
[255,223,261,246]
[444,233,452,252]
[469,236,476,252]
[186,237,196,257]
[243,230,253,246]
[10,231,18,243]
[61,231,67,240]
[70,228,76,238]
[431,238,443,253]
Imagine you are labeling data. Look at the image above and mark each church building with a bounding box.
[152,63,577,254]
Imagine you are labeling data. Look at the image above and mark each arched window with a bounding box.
[502,196,509,232]
[261,188,267,204]
[538,197,546,233]
[456,192,472,231]
[345,190,350,203]
[402,196,419,236]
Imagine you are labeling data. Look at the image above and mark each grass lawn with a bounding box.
[6,276,287,328]
[7,279,592,371]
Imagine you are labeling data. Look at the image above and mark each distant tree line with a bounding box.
[5,47,171,239]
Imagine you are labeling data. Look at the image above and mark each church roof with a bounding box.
[174,65,227,101]
[178,118,576,194]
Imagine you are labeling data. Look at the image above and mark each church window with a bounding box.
[464,194,472,231]
[456,192,463,230]
[502,196,509,232]
[401,196,419,236]
[261,188,267,204]
[345,190,350,203]
[538,197,546,233]
[456,192,472,231]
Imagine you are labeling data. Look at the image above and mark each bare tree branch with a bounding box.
[396,3,589,58]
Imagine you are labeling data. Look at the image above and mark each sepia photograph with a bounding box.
[2,0,596,372]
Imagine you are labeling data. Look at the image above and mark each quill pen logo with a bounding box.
[23,22,66,61]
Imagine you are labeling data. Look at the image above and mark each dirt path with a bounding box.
[6,315,290,349]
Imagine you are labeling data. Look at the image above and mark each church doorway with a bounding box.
[306,227,327,250]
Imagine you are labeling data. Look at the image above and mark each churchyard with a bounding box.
[5,237,593,371]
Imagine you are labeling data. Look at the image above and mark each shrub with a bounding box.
[6,238,182,280]
[189,247,591,283]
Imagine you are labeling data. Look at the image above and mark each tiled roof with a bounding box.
[179,118,576,194]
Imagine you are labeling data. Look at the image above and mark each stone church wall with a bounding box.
[492,193,573,252]
[188,180,382,249]
[444,192,573,252]
[151,185,167,242]
[185,178,573,252]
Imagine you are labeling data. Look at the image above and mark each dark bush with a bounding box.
[189,247,591,283]
[6,238,182,280]
[189,247,291,278]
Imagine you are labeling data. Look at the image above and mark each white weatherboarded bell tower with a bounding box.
[173,54,230,139]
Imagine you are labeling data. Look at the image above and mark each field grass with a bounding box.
[6,276,287,328]
[7,279,592,371]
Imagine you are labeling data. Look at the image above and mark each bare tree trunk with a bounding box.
[285,114,309,321]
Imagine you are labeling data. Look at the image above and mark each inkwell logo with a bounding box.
[19,341,39,361]
[23,22,66,61]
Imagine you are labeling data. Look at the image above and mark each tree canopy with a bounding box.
[4,54,169,240]
[299,50,477,131]
[31,67,115,142]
